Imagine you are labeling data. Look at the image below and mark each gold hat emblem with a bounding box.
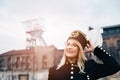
[70,30,79,37]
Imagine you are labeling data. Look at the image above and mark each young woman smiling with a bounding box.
[48,30,120,80]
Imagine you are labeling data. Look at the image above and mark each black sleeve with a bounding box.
[93,46,120,79]
[48,67,56,80]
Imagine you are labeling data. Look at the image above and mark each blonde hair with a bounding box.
[57,39,87,72]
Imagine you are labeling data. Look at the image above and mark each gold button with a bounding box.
[71,64,74,66]
[87,75,89,78]
[70,76,74,79]
[100,47,103,50]
[71,71,74,74]
[87,77,90,80]
[103,50,106,52]
[87,75,90,80]
[106,52,109,54]
[71,67,74,70]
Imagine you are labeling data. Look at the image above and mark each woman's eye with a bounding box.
[66,43,77,47]
[73,44,77,47]
[66,43,70,46]
[72,44,77,47]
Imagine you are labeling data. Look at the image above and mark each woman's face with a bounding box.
[64,39,79,58]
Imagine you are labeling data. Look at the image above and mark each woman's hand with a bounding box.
[84,40,95,53]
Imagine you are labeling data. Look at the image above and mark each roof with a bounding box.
[102,24,120,30]
[0,48,35,57]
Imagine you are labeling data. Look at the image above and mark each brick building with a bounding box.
[0,45,63,80]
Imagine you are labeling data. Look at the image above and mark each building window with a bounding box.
[18,74,29,80]
[102,42,107,49]
[116,40,120,65]
[7,57,12,70]
[0,59,5,71]
[108,45,115,56]
[117,40,120,48]
[16,57,20,69]
[42,55,47,69]
[116,29,120,32]
[27,56,32,70]
[109,29,115,33]
[116,49,120,65]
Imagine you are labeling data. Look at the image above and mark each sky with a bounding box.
[0,0,120,54]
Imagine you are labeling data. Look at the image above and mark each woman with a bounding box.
[48,30,120,80]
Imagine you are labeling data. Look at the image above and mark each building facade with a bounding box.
[0,45,63,80]
[102,24,120,80]
[102,24,120,65]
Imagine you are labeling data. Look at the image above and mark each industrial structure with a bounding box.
[0,18,63,80]
[23,18,47,49]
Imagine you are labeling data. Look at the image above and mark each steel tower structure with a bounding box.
[23,18,47,49]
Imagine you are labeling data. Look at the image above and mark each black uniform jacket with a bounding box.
[48,46,120,80]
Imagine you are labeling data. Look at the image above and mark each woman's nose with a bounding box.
[66,48,71,51]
